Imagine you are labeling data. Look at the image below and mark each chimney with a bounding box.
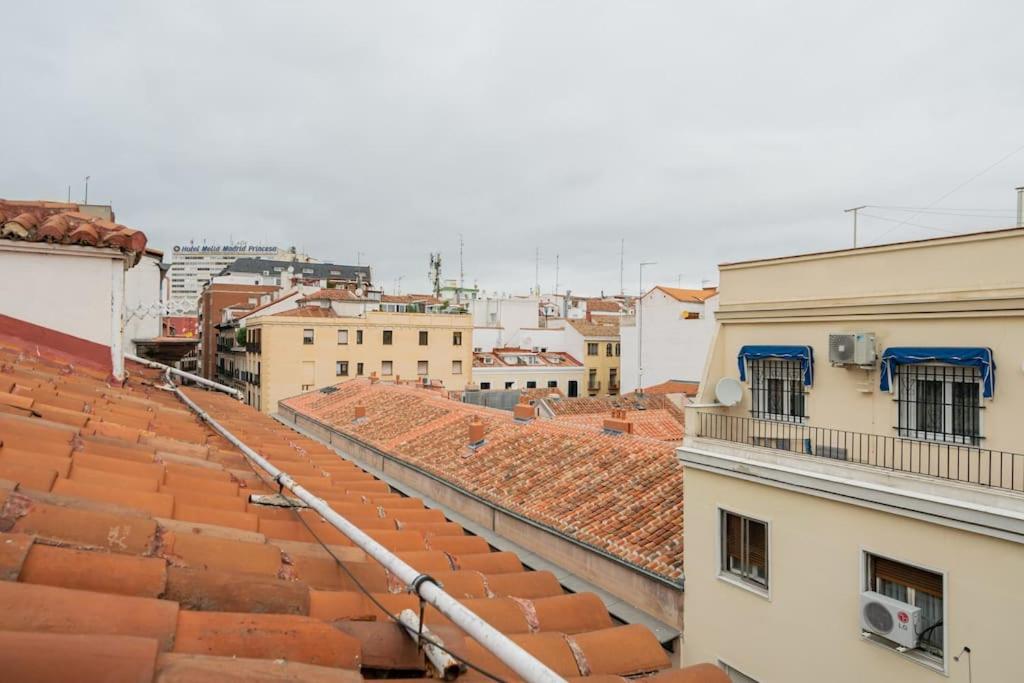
[354,404,366,419]
[468,417,485,445]
[369,372,379,384]
[603,408,633,434]
[395,374,401,384]
[513,395,536,421]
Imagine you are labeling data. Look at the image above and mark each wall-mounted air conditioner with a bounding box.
[829,332,876,367]
[860,590,921,649]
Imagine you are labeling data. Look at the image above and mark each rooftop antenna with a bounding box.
[845,205,866,247]
[619,238,624,296]
[458,233,465,306]
[429,252,442,299]
[1016,186,1023,227]
[554,253,560,296]
[357,251,364,266]
[83,175,90,204]
[535,247,540,296]
[66,185,71,203]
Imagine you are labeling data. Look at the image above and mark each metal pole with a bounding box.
[1016,187,1023,227]
[126,353,243,399]
[638,261,656,393]
[845,205,866,247]
[170,381,565,683]
[84,176,90,204]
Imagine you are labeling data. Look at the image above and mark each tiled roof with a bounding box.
[541,394,686,442]
[585,300,623,313]
[283,381,684,582]
[650,286,718,303]
[239,291,300,319]
[565,319,620,338]
[303,288,364,302]
[0,335,723,681]
[269,306,339,318]
[473,349,583,368]
[380,294,442,305]
[642,380,700,397]
[0,199,148,264]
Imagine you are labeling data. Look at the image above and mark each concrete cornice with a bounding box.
[678,439,1024,545]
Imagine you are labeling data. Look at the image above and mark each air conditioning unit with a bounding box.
[860,591,922,649]
[829,333,876,366]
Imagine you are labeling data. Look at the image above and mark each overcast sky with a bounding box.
[3,2,1023,296]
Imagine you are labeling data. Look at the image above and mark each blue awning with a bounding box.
[738,345,814,386]
[880,347,996,398]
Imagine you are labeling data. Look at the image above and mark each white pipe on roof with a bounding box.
[126,353,244,400]
[170,378,566,683]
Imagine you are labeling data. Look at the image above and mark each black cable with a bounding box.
[248,465,509,683]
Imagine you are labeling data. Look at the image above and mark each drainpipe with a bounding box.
[127,353,243,400]
[170,378,565,683]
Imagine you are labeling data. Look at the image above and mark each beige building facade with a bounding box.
[679,228,1024,682]
[561,319,621,396]
[243,293,473,412]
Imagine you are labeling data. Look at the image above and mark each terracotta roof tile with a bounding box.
[566,319,620,338]
[642,380,701,396]
[0,336,724,681]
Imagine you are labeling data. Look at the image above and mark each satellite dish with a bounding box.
[715,377,743,407]
[354,287,365,297]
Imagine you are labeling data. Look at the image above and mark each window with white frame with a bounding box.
[336,361,349,376]
[381,360,393,376]
[720,510,768,591]
[864,552,944,660]
[417,360,429,375]
[897,364,981,445]
[337,329,349,345]
[302,329,314,345]
[452,360,462,375]
[749,359,806,422]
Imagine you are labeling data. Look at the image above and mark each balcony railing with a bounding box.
[695,411,1024,493]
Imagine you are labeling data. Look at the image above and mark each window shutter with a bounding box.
[746,519,767,566]
[724,513,742,561]
[873,557,943,597]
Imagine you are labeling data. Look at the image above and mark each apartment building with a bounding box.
[560,319,621,396]
[242,289,473,412]
[472,348,585,395]
[620,286,718,393]
[678,227,1024,682]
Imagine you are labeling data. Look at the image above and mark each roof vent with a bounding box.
[603,408,633,435]
[319,386,338,394]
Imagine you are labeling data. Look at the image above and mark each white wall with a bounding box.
[621,290,717,393]
[0,244,117,346]
[124,252,163,351]
[472,327,502,352]
[468,297,539,347]
[504,327,569,353]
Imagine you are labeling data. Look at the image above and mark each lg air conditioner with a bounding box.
[860,590,922,649]
[829,332,877,366]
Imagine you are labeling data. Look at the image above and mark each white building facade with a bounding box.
[620,286,718,393]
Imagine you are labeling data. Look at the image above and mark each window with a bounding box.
[865,553,944,659]
[381,361,393,376]
[606,343,613,356]
[356,362,364,376]
[337,329,349,345]
[302,329,314,345]
[505,381,515,389]
[419,330,428,346]
[526,381,537,389]
[452,360,462,375]
[383,330,393,345]
[614,342,620,357]
[301,384,314,391]
[587,342,599,356]
[749,359,806,422]
[356,329,363,345]
[547,380,558,388]
[418,360,429,375]
[453,331,462,346]
[480,382,491,390]
[588,368,598,391]
[897,365,981,445]
[720,510,768,592]
[336,361,349,376]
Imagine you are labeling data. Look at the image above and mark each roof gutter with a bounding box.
[126,353,244,400]
[171,378,566,683]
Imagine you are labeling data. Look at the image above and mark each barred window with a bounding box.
[749,359,806,422]
[897,365,980,445]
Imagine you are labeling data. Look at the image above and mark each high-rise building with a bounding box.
[168,243,315,312]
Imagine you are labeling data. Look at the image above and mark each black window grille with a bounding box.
[749,359,806,422]
[898,365,981,445]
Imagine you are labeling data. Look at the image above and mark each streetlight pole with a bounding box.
[638,261,656,395]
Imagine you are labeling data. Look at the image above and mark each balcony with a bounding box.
[693,411,1024,494]
[588,381,602,393]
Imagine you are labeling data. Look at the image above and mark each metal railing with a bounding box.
[695,411,1024,493]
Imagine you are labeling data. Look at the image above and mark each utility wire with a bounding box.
[865,142,1024,245]
[858,212,961,235]
[246,460,509,682]
[866,206,1016,220]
